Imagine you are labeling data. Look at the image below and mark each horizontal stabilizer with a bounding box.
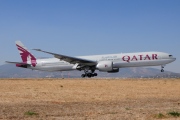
[5,61,30,65]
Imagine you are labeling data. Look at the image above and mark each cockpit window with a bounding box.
[169,55,173,57]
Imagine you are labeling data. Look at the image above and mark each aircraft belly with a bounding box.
[30,65,73,71]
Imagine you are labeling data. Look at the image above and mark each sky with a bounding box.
[0,0,180,73]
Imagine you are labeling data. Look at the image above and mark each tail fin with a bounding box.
[15,41,37,67]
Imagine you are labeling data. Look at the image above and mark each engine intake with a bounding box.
[96,61,113,72]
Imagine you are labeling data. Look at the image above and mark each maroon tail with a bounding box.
[15,41,37,67]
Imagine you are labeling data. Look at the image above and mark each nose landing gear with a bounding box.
[161,65,165,72]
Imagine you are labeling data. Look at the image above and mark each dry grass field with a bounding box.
[0,78,180,120]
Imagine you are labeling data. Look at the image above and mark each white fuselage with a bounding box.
[27,52,176,72]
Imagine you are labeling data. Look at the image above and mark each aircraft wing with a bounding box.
[33,49,97,65]
[5,61,30,65]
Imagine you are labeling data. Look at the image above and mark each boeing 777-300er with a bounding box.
[6,41,176,78]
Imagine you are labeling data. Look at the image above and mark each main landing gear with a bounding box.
[81,68,98,78]
[161,65,165,72]
[81,73,98,78]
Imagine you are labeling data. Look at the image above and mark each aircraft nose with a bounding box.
[172,58,176,62]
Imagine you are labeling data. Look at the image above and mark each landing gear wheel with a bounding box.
[161,65,165,72]
[93,73,98,76]
[87,73,92,78]
[81,74,86,78]
[81,67,97,78]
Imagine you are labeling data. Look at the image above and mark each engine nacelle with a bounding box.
[108,68,119,73]
[96,61,113,72]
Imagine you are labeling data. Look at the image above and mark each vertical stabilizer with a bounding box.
[15,41,37,67]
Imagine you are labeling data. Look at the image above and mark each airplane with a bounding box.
[6,41,176,78]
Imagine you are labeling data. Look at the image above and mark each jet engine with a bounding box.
[96,61,120,73]
[96,61,113,72]
[108,68,119,73]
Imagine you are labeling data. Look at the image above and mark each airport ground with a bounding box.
[0,78,180,120]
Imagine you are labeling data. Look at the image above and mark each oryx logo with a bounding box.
[105,64,108,67]
[16,44,37,67]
